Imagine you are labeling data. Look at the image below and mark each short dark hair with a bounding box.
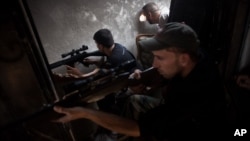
[93,29,114,48]
[142,2,159,13]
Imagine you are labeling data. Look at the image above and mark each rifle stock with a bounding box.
[0,72,131,132]
[0,62,160,132]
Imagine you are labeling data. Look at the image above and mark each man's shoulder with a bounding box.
[193,56,220,81]
[112,43,125,53]
[159,12,169,28]
[114,43,125,48]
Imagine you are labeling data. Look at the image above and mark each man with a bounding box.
[141,2,168,29]
[90,29,141,111]
[122,3,169,120]
[137,2,169,69]
[54,28,140,109]
[64,28,138,78]
[53,23,228,140]
[53,28,140,140]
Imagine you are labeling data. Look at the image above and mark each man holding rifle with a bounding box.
[59,28,139,78]
[53,22,228,140]
[53,28,141,140]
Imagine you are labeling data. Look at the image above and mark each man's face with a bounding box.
[143,11,154,24]
[95,42,104,53]
[152,49,183,79]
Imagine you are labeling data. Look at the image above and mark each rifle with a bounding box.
[62,59,138,94]
[0,59,147,131]
[49,45,105,69]
[0,60,161,133]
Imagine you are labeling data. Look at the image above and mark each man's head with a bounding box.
[142,2,161,24]
[93,29,114,52]
[139,22,200,79]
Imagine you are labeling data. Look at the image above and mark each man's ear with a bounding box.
[148,11,152,18]
[100,44,105,49]
[179,54,189,67]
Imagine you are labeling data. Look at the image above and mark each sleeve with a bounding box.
[138,105,171,140]
[137,100,202,140]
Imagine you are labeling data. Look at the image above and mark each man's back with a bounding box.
[106,44,135,67]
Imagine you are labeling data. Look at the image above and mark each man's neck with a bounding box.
[181,61,197,78]
[155,11,161,23]
[104,44,115,56]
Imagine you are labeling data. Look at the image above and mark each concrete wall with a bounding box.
[26,0,171,64]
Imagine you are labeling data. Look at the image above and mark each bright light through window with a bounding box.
[139,14,146,22]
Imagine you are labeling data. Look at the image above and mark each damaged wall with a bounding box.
[26,0,171,64]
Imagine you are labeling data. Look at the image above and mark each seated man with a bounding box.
[136,2,168,69]
[122,2,169,120]
[52,28,141,140]
[140,2,168,29]
[59,28,139,79]
[53,28,141,111]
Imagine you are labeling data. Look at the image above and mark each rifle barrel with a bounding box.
[49,50,104,69]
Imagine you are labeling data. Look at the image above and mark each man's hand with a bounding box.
[236,75,250,90]
[52,72,80,81]
[52,106,86,123]
[129,69,142,80]
[66,65,82,76]
[52,105,140,137]
[128,69,147,94]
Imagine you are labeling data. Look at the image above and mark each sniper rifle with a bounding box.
[50,45,105,69]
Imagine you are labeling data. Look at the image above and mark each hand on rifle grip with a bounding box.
[128,69,146,93]
[66,65,82,76]
[129,69,142,80]
[52,106,86,123]
[52,71,80,82]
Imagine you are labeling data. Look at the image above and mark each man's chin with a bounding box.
[148,20,153,24]
[158,72,167,78]
[160,73,173,79]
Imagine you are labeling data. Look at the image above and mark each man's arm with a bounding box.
[53,106,140,137]
[66,66,100,78]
